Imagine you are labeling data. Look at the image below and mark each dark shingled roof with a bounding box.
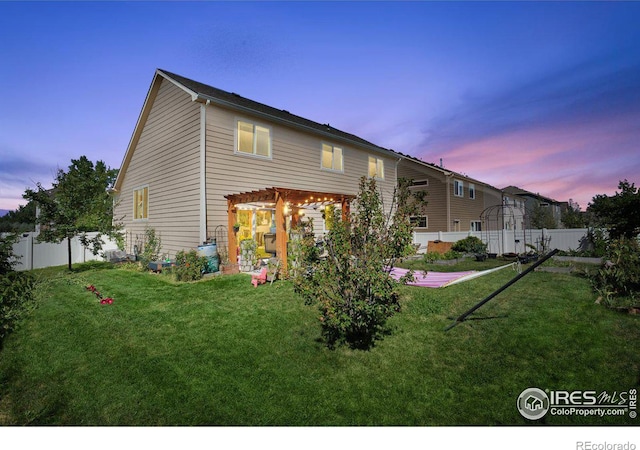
[158,69,394,156]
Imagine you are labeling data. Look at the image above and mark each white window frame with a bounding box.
[321,143,343,172]
[471,220,482,232]
[410,215,428,229]
[368,156,384,179]
[469,183,476,200]
[133,185,149,221]
[235,118,272,159]
[454,180,464,197]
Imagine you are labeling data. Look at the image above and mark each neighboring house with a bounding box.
[502,186,563,229]
[397,156,504,232]
[112,69,401,268]
[500,191,527,231]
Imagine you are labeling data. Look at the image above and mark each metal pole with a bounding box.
[445,248,559,331]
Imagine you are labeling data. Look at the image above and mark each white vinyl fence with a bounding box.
[8,232,120,271]
[413,228,590,255]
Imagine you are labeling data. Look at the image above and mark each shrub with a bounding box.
[589,237,640,308]
[171,250,207,282]
[423,251,442,263]
[451,236,487,254]
[443,250,462,260]
[137,228,162,271]
[0,271,36,347]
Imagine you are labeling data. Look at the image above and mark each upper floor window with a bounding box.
[469,184,476,199]
[133,185,148,220]
[321,143,343,172]
[454,180,464,197]
[368,156,384,179]
[237,120,271,158]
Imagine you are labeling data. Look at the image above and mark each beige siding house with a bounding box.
[397,157,504,232]
[113,69,400,265]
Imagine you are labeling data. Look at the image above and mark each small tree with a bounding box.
[294,177,426,349]
[23,156,122,271]
[529,203,557,229]
[561,200,586,229]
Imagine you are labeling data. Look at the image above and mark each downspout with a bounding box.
[446,174,451,232]
[199,101,208,244]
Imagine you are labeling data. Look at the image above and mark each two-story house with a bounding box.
[397,156,504,233]
[112,69,401,269]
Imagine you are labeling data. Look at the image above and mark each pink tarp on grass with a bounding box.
[390,267,477,288]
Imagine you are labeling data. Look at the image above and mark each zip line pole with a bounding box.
[444,248,560,331]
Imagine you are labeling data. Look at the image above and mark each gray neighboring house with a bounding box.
[502,186,564,228]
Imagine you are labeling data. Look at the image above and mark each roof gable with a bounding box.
[157,69,395,155]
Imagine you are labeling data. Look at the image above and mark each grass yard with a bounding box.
[0,260,638,425]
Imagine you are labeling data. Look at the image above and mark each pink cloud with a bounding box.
[418,115,639,209]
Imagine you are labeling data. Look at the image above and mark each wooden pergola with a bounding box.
[225,187,353,273]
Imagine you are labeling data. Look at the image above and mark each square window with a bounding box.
[321,144,343,172]
[236,120,272,158]
[410,216,428,228]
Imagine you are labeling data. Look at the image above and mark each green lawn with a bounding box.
[0,261,638,425]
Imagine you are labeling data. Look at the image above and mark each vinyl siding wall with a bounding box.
[204,104,398,239]
[397,161,502,232]
[114,79,201,257]
[397,162,448,231]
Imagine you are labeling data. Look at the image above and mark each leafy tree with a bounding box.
[293,177,426,349]
[588,180,640,239]
[561,200,586,229]
[0,201,36,233]
[23,156,122,271]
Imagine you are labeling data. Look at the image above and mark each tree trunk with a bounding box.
[67,236,72,271]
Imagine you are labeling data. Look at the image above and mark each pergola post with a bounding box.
[341,198,351,221]
[275,191,288,272]
[227,199,238,266]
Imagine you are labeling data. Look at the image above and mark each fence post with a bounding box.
[26,233,33,270]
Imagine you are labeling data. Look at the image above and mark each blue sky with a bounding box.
[1,1,639,211]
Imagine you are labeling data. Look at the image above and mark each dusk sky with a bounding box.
[1,1,639,211]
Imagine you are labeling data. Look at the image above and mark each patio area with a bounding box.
[225,187,354,272]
